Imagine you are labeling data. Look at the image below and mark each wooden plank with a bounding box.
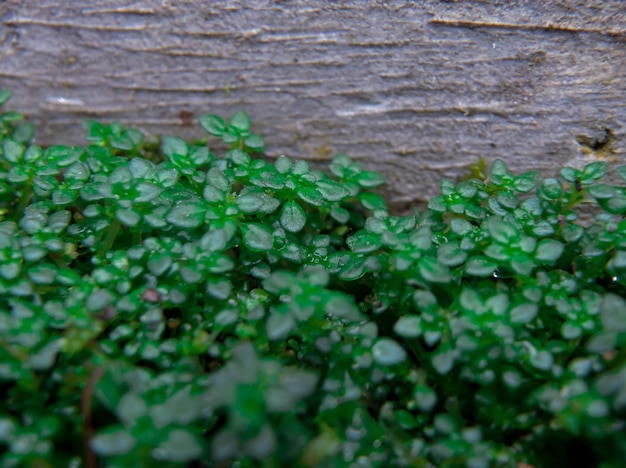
[1,0,624,208]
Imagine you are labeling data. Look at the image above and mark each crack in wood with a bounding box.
[429,18,625,37]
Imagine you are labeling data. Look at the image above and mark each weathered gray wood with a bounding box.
[1,0,624,208]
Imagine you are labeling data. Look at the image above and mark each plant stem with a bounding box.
[100,218,121,257]
[14,185,32,221]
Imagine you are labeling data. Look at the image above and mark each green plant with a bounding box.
[0,88,625,467]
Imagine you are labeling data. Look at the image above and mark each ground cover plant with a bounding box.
[0,88,625,467]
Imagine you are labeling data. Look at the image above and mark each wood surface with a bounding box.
[1,1,624,208]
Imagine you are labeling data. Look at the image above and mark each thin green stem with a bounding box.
[14,184,33,221]
[50,253,70,270]
[100,218,121,257]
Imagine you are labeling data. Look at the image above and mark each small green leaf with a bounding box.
[0,89,11,106]
[148,254,172,276]
[324,293,361,322]
[162,136,189,158]
[561,224,583,243]
[581,161,608,185]
[347,231,381,254]
[236,193,264,213]
[488,218,519,244]
[48,210,71,233]
[530,351,553,371]
[338,255,368,281]
[292,160,310,175]
[587,332,617,353]
[372,338,406,366]
[509,303,538,324]
[2,139,24,163]
[414,384,437,412]
[514,172,539,193]
[201,228,230,252]
[229,148,251,165]
[393,315,422,338]
[432,346,455,374]
[153,429,203,462]
[316,180,349,202]
[199,114,226,136]
[330,205,350,223]
[244,134,265,152]
[229,111,251,134]
[451,218,473,236]
[297,187,324,206]
[29,339,61,370]
[28,264,57,285]
[560,167,581,183]
[587,184,615,200]
[418,256,450,283]
[534,239,564,262]
[601,294,626,332]
[166,202,205,228]
[355,170,385,188]
[12,122,35,143]
[359,192,387,211]
[116,208,141,227]
[280,200,307,233]
[274,155,293,173]
[91,427,135,456]
[266,311,295,340]
[464,256,497,276]
[86,289,115,312]
[561,321,582,340]
[206,277,232,300]
[437,242,468,267]
[242,223,274,251]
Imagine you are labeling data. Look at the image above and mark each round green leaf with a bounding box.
[324,293,361,322]
[487,218,519,244]
[116,208,141,227]
[236,193,264,213]
[432,347,455,374]
[316,180,349,202]
[581,161,608,185]
[0,89,12,106]
[162,136,189,158]
[534,239,564,262]
[91,427,135,456]
[414,384,438,412]
[530,350,553,371]
[280,200,307,233]
[587,184,614,200]
[509,303,538,324]
[560,167,580,183]
[437,242,467,267]
[372,338,406,366]
[229,111,251,134]
[242,223,274,251]
[418,256,450,283]
[153,429,203,462]
[266,311,295,340]
[347,230,381,254]
[601,294,626,332]
[166,202,205,228]
[393,315,422,338]
[244,134,265,152]
[199,114,226,136]
[355,170,385,188]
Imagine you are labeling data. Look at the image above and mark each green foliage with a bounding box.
[1,88,625,467]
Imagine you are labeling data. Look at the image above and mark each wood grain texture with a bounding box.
[1,0,624,208]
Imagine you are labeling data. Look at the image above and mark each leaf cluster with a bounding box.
[1,89,625,467]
